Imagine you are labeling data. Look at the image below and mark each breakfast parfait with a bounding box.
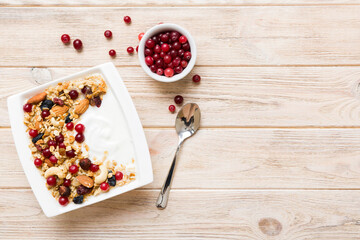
[23,74,136,206]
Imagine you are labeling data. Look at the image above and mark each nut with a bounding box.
[44,158,53,167]
[59,186,70,197]
[27,92,47,104]
[74,99,89,115]
[76,175,94,188]
[79,158,91,170]
[51,105,69,117]
[44,167,66,179]
[94,164,108,184]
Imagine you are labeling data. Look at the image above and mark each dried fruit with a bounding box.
[77,185,92,195]
[27,92,47,104]
[52,105,69,117]
[32,132,44,144]
[59,186,70,197]
[108,175,116,186]
[75,99,89,115]
[94,96,102,107]
[40,99,54,110]
[53,97,64,106]
[76,175,94,188]
[65,113,72,123]
[73,195,84,204]
[79,158,91,170]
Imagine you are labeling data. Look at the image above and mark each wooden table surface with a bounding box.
[2,1,360,239]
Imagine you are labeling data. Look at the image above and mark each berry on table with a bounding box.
[124,16,131,24]
[169,105,176,113]
[138,32,144,41]
[174,95,184,105]
[73,39,83,50]
[192,74,201,83]
[127,47,134,54]
[109,49,116,57]
[104,30,112,38]
[136,45,139,52]
[61,34,70,44]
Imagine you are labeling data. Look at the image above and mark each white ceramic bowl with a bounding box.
[7,63,153,217]
[138,23,197,83]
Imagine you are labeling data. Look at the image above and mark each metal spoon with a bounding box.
[156,103,201,209]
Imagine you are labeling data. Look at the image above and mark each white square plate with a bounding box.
[7,62,153,217]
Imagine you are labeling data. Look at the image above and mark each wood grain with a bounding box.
[2,0,360,6]
[1,189,360,239]
[1,7,360,67]
[3,67,360,127]
[3,128,360,189]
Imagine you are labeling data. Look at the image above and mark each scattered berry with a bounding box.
[124,16,131,24]
[41,109,50,118]
[61,34,71,44]
[127,47,134,54]
[108,175,116,186]
[49,155,58,164]
[34,158,42,167]
[69,164,79,174]
[136,45,139,52]
[174,95,184,105]
[90,164,99,172]
[29,129,38,138]
[73,39,83,50]
[115,171,123,181]
[59,196,69,206]
[55,133,64,143]
[169,105,176,113]
[73,195,84,204]
[66,149,76,158]
[63,179,71,187]
[75,123,85,133]
[47,176,56,186]
[138,32,144,41]
[75,133,85,143]
[59,142,66,149]
[42,148,52,158]
[192,74,201,83]
[23,104,32,112]
[109,49,116,57]
[47,140,57,147]
[69,90,79,100]
[66,122,74,131]
[104,30,112,38]
[100,182,110,191]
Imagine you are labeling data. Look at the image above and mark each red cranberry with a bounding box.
[154,45,161,53]
[161,43,170,52]
[81,86,92,95]
[167,62,174,69]
[159,51,166,58]
[156,68,164,75]
[174,66,183,74]
[184,51,192,61]
[59,196,69,206]
[182,42,190,51]
[181,60,188,68]
[179,35,187,44]
[53,97,64,106]
[63,179,71,187]
[100,182,110,191]
[61,34,70,44]
[75,133,85,143]
[145,39,155,49]
[136,45,139,52]
[164,68,174,77]
[150,65,157,73]
[69,90,78,100]
[47,176,56,186]
[138,32,144,41]
[178,49,185,57]
[73,39,83,50]
[127,47,134,54]
[153,53,160,61]
[66,122,74,130]
[29,129,38,138]
[41,110,50,119]
[49,155,58,164]
[115,171,123,180]
[144,48,153,56]
[48,140,57,147]
[43,148,52,158]
[59,142,66,149]
[23,104,32,112]
[124,16,131,24]
[34,158,42,167]
[173,58,180,67]
[155,59,164,68]
[170,31,180,42]
[192,74,201,83]
[66,149,76,158]
[75,123,85,133]
[172,42,181,50]
[55,133,64,143]
[69,164,79,174]
[160,34,169,42]
[145,56,154,66]
[104,30,112,38]
[164,55,172,64]
[170,49,178,58]
[35,144,43,152]
[90,164,99,172]
[169,105,176,113]
[109,49,116,57]
[174,95,184,104]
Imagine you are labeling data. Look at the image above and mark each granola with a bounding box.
[23,74,136,206]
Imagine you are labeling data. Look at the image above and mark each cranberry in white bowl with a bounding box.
[138,23,197,83]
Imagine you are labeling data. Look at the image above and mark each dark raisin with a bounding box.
[35,144,43,152]
[65,114,72,123]
[40,99,54,110]
[79,158,91,170]
[77,185,92,195]
[59,186,70,197]
[32,133,44,144]
[108,175,116,186]
[73,195,84,204]
[53,97,64,106]
[94,96,102,107]
[81,86,92,95]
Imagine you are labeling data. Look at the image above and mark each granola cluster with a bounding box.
[23,74,136,206]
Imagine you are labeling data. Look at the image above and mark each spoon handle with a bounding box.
[156,143,182,209]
